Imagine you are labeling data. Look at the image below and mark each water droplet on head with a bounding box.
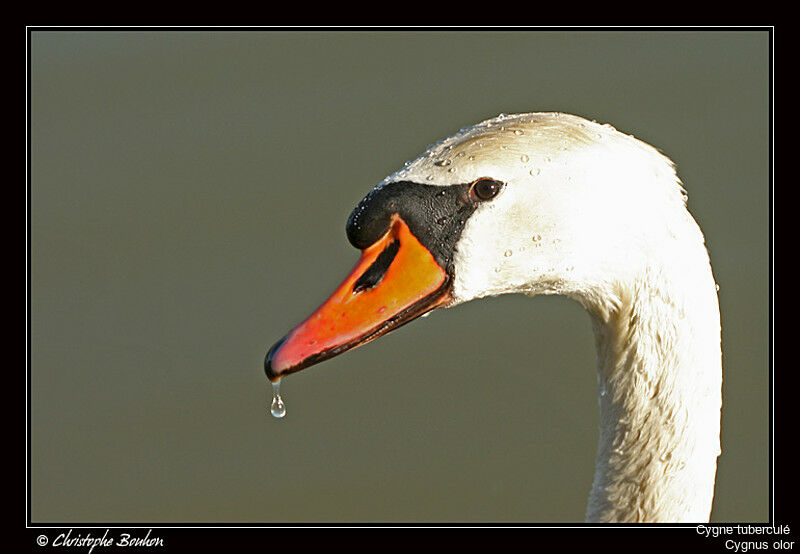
[270,381,286,419]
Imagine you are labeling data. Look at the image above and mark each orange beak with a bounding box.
[265,216,452,382]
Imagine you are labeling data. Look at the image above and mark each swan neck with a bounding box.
[583,264,722,523]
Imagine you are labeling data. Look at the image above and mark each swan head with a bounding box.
[265,112,700,381]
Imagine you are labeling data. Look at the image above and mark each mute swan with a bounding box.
[264,113,722,523]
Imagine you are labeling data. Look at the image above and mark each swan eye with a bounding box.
[471,178,503,201]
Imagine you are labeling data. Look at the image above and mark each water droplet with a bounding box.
[520,154,529,163]
[532,234,542,242]
[448,167,455,173]
[529,168,540,176]
[715,283,720,291]
[426,175,434,181]
[270,381,286,419]
[513,129,523,136]
[504,249,513,257]
[434,159,451,167]
[468,155,475,161]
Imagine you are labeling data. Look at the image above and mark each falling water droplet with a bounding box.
[270,381,286,419]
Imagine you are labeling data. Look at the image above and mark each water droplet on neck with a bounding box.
[270,381,286,419]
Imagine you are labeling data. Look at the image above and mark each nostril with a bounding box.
[353,240,400,293]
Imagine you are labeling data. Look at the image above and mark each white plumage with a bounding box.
[386,113,723,522]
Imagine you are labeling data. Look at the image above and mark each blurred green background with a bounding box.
[30,30,769,523]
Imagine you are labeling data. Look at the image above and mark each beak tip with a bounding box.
[264,336,287,382]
